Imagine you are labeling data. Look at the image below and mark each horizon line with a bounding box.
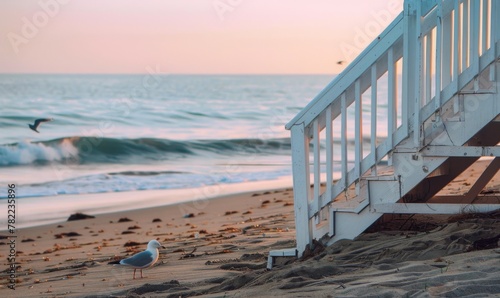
[0,72,338,76]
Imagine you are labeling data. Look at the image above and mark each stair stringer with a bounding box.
[326,83,499,246]
[326,155,448,246]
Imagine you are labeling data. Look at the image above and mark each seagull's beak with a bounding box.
[161,246,166,249]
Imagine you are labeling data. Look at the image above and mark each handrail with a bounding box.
[285,12,404,130]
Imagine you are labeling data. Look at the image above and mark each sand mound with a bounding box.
[104,215,499,297]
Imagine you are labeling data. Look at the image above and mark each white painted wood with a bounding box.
[326,208,381,245]
[493,0,498,45]
[490,63,495,82]
[328,210,336,236]
[429,94,499,146]
[482,0,488,53]
[464,157,500,199]
[421,1,455,38]
[373,203,500,214]
[285,13,404,130]
[414,0,423,147]
[282,0,500,259]
[341,93,348,190]
[435,0,443,112]
[421,54,497,124]
[267,255,273,269]
[442,2,453,87]
[354,79,362,193]
[453,0,461,93]
[326,105,333,202]
[370,64,378,176]
[425,33,433,104]
[267,248,297,269]
[268,248,297,257]
[471,0,480,74]
[313,119,320,221]
[422,146,500,157]
[290,124,311,257]
[387,47,395,148]
[462,0,469,69]
[402,4,410,142]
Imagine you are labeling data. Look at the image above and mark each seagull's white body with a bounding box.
[116,240,165,279]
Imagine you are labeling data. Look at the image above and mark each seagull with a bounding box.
[109,240,165,279]
[28,118,53,133]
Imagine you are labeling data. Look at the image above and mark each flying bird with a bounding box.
[28,118,54,133]
[109,240,165,279]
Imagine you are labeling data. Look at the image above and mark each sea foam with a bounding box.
[0,139,78,166]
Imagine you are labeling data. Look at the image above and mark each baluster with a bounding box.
[325,105,333,207]
[462,0,469,69]
[481,0,488,53]
[354,80,362,195]
[312,119,320,220]
[492,0,497,48]
[453,0,460,92]
[370,64,377,176]
[435,0,443,112]
[425,33,433,104]
[414,0,422,146]
[471,0,480,74]
[491,0,497,82]
[341,93,347,191]
[388,47,395,150]
[442,0,453,87]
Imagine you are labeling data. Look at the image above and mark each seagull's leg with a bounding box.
[133,269,136,279]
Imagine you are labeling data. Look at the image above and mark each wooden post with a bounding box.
[290,124,311,257]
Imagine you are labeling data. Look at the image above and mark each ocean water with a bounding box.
[0,74,397,227]
[0,74,340,199]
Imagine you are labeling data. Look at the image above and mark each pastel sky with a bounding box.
[0,0,403,74]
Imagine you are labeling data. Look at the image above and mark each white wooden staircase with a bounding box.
[268,0,500,268]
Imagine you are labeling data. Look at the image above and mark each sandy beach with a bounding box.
[1,160,500,297]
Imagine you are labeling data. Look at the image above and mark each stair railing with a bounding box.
[285,0,500,256]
